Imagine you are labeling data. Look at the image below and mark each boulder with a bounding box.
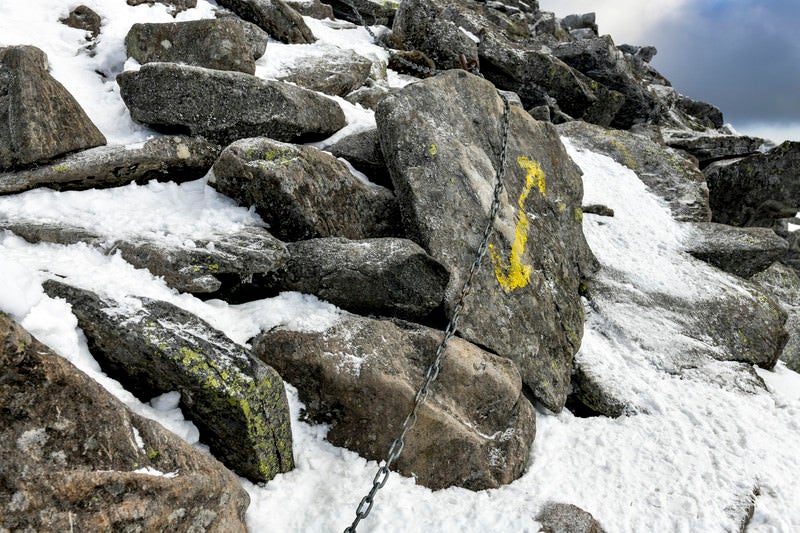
[327,0,396,27]
[752,263,800,372]
[324,127,391,187]
[252,314,536,491]
[284,0,334,19]
[0,313,248,532]
[377,70,597,412]
[60,5,102,40]
[216,14,270,59]
[345,85,391,110]
[215,0,315,44]
[618,44,657,63]
[662,130,765,168]
[0,136,220,195]
[272,237,449,320]
[0,46,105,170]
[117,62,345,146]
[125,19,256,74]
[684,222,788,278]
[536,502,606,533]
[127,0,197,15]
[210,137,399,241]
[675,94,724,129]
[704,141,800,228]
[557,121,711,222]
[41,281,294,482]
[276,46,373,97]
[560,13,597,34]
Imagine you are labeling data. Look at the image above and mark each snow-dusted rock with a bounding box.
[536,502,606,533]
[0,46,105,170]
[684,222,788,278]
[41,281,294,482]
[0,313,248,532]
[117,62,345,145]
[283,0,333,19]
[59,5,102,40]
[127,0,197,15]
[252,314,536,491]
[0,136,220,195]
[377,70,597,412]
[210,137,399,241]
[276,46,373,97]
[215,0,315,44]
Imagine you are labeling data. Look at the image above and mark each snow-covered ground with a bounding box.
[2,1,799,531]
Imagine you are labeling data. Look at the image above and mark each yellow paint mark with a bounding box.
[489,156,546,293]
[428,143,438,156]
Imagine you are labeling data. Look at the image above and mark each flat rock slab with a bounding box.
[117,62,345,146]
[211,137,399,241]
[215,0,315,44]
[42,281,294,482]
[0,136,220,195]
[663,130,765,168]
[0,313,248,532]
[252,314,536,491]
[684,222,788,278]
[377,70,597,413]
[0,45,105,170]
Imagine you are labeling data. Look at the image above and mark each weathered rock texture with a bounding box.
[215,0,315,44]
[0,45,105,170]
[253,314,536,491]
[0,313,248,532]
[210,137,399,241]
[60,5,102,40]
[215,14,270,59]
[125,19,257,74]
[0,136,219,195]
[327,0,396,27]
[536,502,607,533]
[276,46,373,97]
[752,263,800,372]
[325,127,391,188]
[284,0,334,19]
[127,0,197,15]
[663,130,765,168]
[377,70,597,412]
[42,281,294,482]
[685,222,788,278]
[117,62,345,146]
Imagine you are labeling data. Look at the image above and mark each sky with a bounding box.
[539,0,800,143]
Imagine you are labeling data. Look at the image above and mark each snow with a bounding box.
[2,1,799,532]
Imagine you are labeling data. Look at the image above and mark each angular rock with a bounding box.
[216,14,270,59]
[684,222,788,278]
[41,281,294,482]
[0,46,105,170]
[273,237,449,320]
[0,313,248,532]
[752,263,800,372]
[324,127,391,187]
[557,121,711,222]
[127,0,197,15]
[252,314,536,491]
[536,502,606,533]
[60,5,102,40]
[704,141,800,228]
[210,137,399,241]
[117,62,345,146]
[561,13,597,33]
[377,70,597,412]
[675,94,724,129]
[284,0,334,19]
[276,46,373,97]
[662,130,765,168]
[0,136,220,195]
[618,44,657,63]
[328,0,396,27]
[345,85,391,110]
[215,0,315,44]
[125,19,256,74]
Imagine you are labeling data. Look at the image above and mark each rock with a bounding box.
[276,46,373,97]
[684,222,788,278]
[117,62,345,146]
[252,314,536,491]
[377,70,597,412]
[0,222,101,247]
[272,237,449,320]
[704,141,800,228]
[752,263,800,372]
[125,19,256,74]
[0,136,220,195]
[327,0,396,27]
[618,44,657,63]
[0,46,106,170]
[557,121,711,222]
[127,0,197,15]
[582,204,614,217]
[724,484,760,533]
[284,0,334,19]
[536,502,606,533]
[60,5,102,40]
[0,313,248,532]
[388,50,436,78]
[210,137,399,241]
[560,12,597,33]
[345,85,391,110]
[662,130,765,168]
[324,127,391,187]
[215,0,315,44]
[41,280,294,482]
[216,14,270,59]
[675,94,724,129]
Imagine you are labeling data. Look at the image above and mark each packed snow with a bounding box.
[1,1,799,532]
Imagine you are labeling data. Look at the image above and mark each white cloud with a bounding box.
[729,121,800,144]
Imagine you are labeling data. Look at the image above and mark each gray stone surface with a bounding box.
[60,5,102,40]
[663,130,765,168]
[325,127,391,188]
[252,314,536,491]
[127,0,197,15]
[328,0,396,27]
[684,222,788,278]
[752,262,800,372]
[284,0,334,19]
[536,502,606,533]
[42,281,294,482]
[215,0,315,44]
[276,46,373,97]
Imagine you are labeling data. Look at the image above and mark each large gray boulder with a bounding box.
[704,141,800,228]
[0,46,105,170]
[215,0,315,44]
[210,137,399,241]
[376,70,597,412]
[216,14,270,59]
[273,237,449,320]
[125,19,256,74]
[752,263,800,372]
[276,46,373,97]
[557,121,711,222]
[0,313,248,532]
[252,314,536,491]
[684,222,788,278]
[0,136,220,195]
[42,281,294,482]
[117,62,345,146]
[283,0,334,19]
[663,130,765,168]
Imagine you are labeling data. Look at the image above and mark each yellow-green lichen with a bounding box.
[574,207,583,223]
[428,143,438,156]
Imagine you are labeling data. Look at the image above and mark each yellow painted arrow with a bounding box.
[489,156,546,293]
